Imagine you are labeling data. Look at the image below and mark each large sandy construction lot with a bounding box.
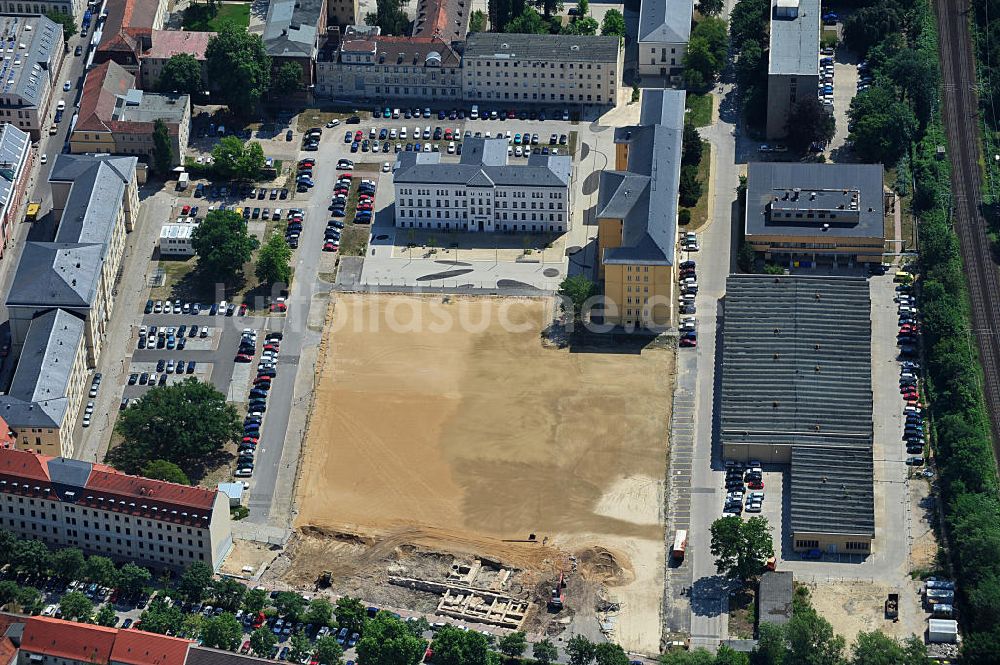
[295,294,673,652]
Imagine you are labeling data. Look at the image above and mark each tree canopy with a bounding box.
[271,62,304,96]
[497,632,527,658]
[139,598,185,635]
[190,209,260,283]
[709,516,774,583]
[558,274,597,321]
[335,596,368,635]
[600,9,626,37]
[431,626,491,665]
[507,7,550,34]
[356,612,425,665]
[211,137,266,181]
[201,613,243,650]
[315,636,345,665]
[205,26,271,115]
[697,0,724,15]
[109,377,242,477]
[847,84,916,165]
[683,17,729,91]
[58,591,94,622]
[251,626,278,656]
[256,232,292,286]
[365,0,409,34]
[785,98,835,151]
[158,53,204,95]
[469,10,487,32]
[46,11,76,40]
[117,563,152,598]
[179,562,215,603]
[141,459,190,485]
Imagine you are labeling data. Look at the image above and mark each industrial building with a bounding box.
[766,0,821,139]
[720,275,875,554]
[745,162,888,267]
[596,89,685,329]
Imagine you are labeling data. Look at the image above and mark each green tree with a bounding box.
[335,596,368,635]
[251,626,278,656]
[59,591,94,622]
[51,548,85,580]
[365,0,409,34]
[275,591,307,622]
[211,136,266,181]
[470,9,488,31]
[709,516,774,583]
[679,164,703,207]
[431,626,491,665]
[683,122,704,165]
[205,25,271,115]
[84,555,118,587]
[600,8,626,37]
[661,648,714,665]
[289,631,313,662]
[752,622,786,665]
[714,646,750,665]
[243,588,268,614]
[847,85,916,165]
[117,563,152,599]
[498,632,528,658]
[785,97,835,151]
[729,0,769,51]
[557,274,597,321]
[405,616,430,637]
[158,53,204,95]
[212,577,246,611]
[5,585,42,614]
[305,597,334,626]
[12,539,51,578]
[0,529,16,567]
[734,39,765,90]
[46,10,77,40]
[109,377,243,476]
[533,639,559,665]
[256,232,292,286]
[271,61,303,96]
[683,17,728,91]
[190,209,259,282]
[316,636,345,665]
[507,7,549,34]
[850,631,928,665]
[202,612,243,650]
[356,612,425,665]
[577,0,588,15]
[94,604,118,627]
[787,604,844,665]
[842,5,901,56]
[140,598,185,635]
[179,562,215,603]
[697,0,724,15]
[593,643,629,665]
[141,459,190,485]
[562,15,598,35]
[886,47,939,127]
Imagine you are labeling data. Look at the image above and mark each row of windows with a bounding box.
[473,61,602,70]
[399,221,564,232]
[399,198,563,211]
[476,72,604,82]
[795,539,820,549]
[397,190,563,200]
[8,520,207,560]
[3,494,205,533]
[399,209,564,222]
[475,91,606,102]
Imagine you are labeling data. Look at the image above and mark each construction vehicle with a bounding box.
[547,572,565,610]
[885,593,899,621]
[25,201,40,222]
[316,570,332,589]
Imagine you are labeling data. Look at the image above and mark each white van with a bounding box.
[470,105,479,119]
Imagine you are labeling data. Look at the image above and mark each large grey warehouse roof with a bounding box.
[746,161,885,239]
[463,33,622,63]
[768,0,820,76]
[0,15,62,108]
[720,274,873,450]
[790,445,874,536]
[0,309,85,428]
[600,89,685,265]
[638,0,693,44]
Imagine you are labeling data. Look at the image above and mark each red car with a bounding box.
[270,302,287,312]
[181,204,190,215]
[241,641,251,655]
[339,173,353,180]
[353,131,362,142]
[239,303,248,315]
[242,436,258,444]
[235,353,253,363]
[680,337,697,347]
[323,242,339,252]
[747,480,764,490]
[357,204,373,212]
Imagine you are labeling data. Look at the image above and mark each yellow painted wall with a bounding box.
[792,531,873,555]
[615,143,629,170]
[597,217,623,278]
[70,131,115,156]
[603,263,675,328]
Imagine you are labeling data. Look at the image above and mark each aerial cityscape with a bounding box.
[0,0,991,661]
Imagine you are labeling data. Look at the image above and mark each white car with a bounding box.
[382,162,391,173]
[40,153,46,164]
[235,468,253,478]
[63,80,71,91]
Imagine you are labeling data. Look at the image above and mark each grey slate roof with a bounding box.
[600,89,685,265]
[46,456,93,489]
[463,32,621,63]
[0,310,85,428]
[6,243,104,308]
[0,15,62,108]
[746,162,885,239]
[51,155,134,247]
[638,0,693,44]
[394,137,571,187]
[0,125,29,219]
[790,445,875,536]
[720,275,873,451]
[769,0,821,76]
[263,0,322,58]
[187,647,276,665]
[758,571,794,626]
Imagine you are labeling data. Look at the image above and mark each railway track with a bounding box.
[935,0,1000,451]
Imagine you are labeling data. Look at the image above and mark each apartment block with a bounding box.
[636,0,693,81]
[0,15,64,140]
[263,0,327,99]
[596,89,684,329]
[766,0,820,139]
[0,0,82,19]
[0,448,233,570]
[393,136,571,233]
[17,616,192,665]
[139,30,214,91]
[71,61,190,165]
[317,31,462,103]
[0,123,31,259]
[462,33,622,106]
[94,0,169,72]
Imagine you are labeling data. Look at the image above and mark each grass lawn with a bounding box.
[183,2,250,31]
[685,93,714,128]
[684,141,713,230]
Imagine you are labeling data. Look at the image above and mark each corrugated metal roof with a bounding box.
[790,445,874,535]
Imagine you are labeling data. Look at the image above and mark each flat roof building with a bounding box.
[721,274,875,554]
[757,571,794,628]
[766,0,821,138]
[745,162,887,266]
[597,89,685,329]
[637,0,694,81]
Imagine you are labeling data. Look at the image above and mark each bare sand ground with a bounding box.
[294,294,673,653]
[806,580,925,646]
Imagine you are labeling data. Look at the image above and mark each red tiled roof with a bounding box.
[99,0,161,53]
[87,465,217,512]
[0,447,50,483]
[75,61,134,133]
[111,629,192,665]
[144,30,214,60]
[21,617,117,663]
[0,637,15,665]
